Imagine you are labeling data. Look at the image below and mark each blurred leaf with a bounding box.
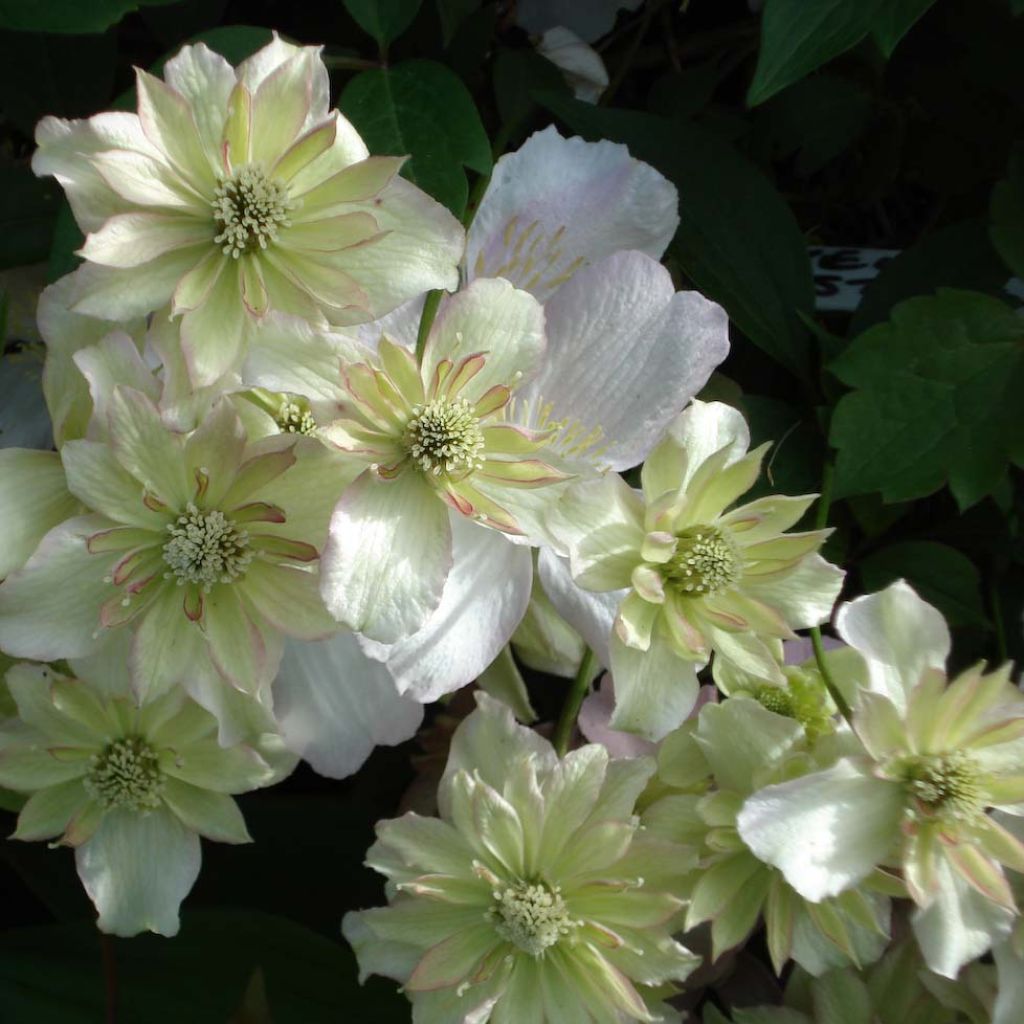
[47,200,84,283]
[343,0,422,48]
[0,787,25,812]
[476,646,536,723]
[537,94,815,378]
[436,0,480,45]
[860,542,988,627]
[229,969,274,1024]
[340,59,491,216]
[758,74,872,176]
[871,0,937,57]
[0,0,176,33]
[647,62,724,120]
[0,911,407,1023]
[748,0,883,106]
[743,396,821,499]
[1013,0,1024,14]
[851,219,1008,336]
[0,169,60,271]
[0,30,116,135]
[445,2,496,79]
[990,142,1024,280]
[493,48,569,136]
[830,290,1024,508]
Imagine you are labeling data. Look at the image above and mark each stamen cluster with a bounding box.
[276,399,317,436]
[901,751,982,823]
[404,397,486,477]
[664,524,741,596]
[212,165,294,258]
[489,880,580,956]
[162,504,252,590]
[85,737,164,811]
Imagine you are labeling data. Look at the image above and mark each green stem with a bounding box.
[414,289,442,361]
[553,648,597,757]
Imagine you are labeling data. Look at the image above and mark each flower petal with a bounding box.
[75,806,201,937]
[273,630,423,779]
[160,778,251,843]
[320,469,452,643]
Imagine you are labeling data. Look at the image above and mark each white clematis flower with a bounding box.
[0,660,283,936]
[33,35,463,386]
[536,28,609,103]
[737,581,1024,978]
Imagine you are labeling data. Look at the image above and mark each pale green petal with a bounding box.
[743,554,844,632]
[0,740,90,790]
[160,778,251,843]
[994,940,1024,1024]
[492,957,544,1024]
[203,585,273,691]
[835,580,949,714]
[0,515,110,661]
[75,806,201,937]
[80,212,213,268]
[608,626,700,742]
[371,812,478,879]
[178,260,247,387]
[162,736,271,793]
[737,759,904,902]
[343,909,422,984]
[666,399,750,493]
[546,472,644,568]
[13,779,90,840]
[319,469,452,643]
[423,278,544,404]
[535,745,609,867]
[129,586,207,703]
[162,43,235,163]
[241,561,337,641]
[0,448,79,578]
[405,922,502,992]
[61,440,164,529]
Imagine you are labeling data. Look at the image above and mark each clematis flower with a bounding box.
[0,375,355,703]
[737,581,1024,978]
[536,28,608,104]
[0,660,282,936]
[545,400,843,741]
[33,35,463,385]
[645,696,892,975]
[344,693,699,1022]
[516,0,644,45]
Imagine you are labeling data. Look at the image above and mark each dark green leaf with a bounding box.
[647,62,724,120]
[343,0,422,48]
[493,48,569,136]
[851,219,1008,336]
[830,290,1024,508]
[0,912,407,1023]
[436,0,481,45]
[47,200,84,283]
[537,94,815,377]
[0,168,61,272]
[340,60,491,216]
[748,0,884,106]
[860,542,989,627]
[990,143,1024,280]
[871,0,936,57]
[0,0,176,34]
[1010,0,1024,15]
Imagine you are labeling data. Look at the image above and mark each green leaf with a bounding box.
[861,542,988,629]
[340,60,491,217]
[537,94,815,378]
[47,200,85,283]
[809,970,873,1024]
[493,48,570,136]
[436,0,481,45]
[1010,0,1024,15]
[850,219,1008,336]
[0,168,61,272]
[990,143,1024,280]
[748,0,884,106]
[343,0,422,48]
[0,912,407,1022]
[830,289,1024,508]
[0,0,176,34]
[871,0,937,57]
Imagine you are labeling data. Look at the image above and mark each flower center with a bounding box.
[163,503,252,591]
[275,398,317,436]
[901,751,982,822]
[489,881,579,957]
[404,398,486,477]
[212,164,294,258]
[85,737,164,812]
[664,525,741,596]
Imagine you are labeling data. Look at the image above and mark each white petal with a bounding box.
[537,547,623,668]
[911,856,1016,979]
[520,251,729,470]
[0,449,78,578]
[578,673,657,758]
[737,758,905,902]
[516,0,643,42]
[662,399,750,494]
[163,43,236,163]
[467,125,677,301]
[75,807,201,937]
[608,627,700,741]
[319,469,452,642]
[0,515,109,661]
[994,941,1024,1024]
[359,517,532,703]
[743,553,844,631]
[422,278,545,403]
[238,38,329,128]
[537,27,608,103]
[835,580,950,714]
[273,630,423,779]
[437,691,556,820]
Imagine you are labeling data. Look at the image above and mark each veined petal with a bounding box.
[80,212,213,268]
[547,473,644,569]
[320,469,452,643]
[742,553,844,631]
[405,924,501,992]
[13,779,90,841]
[241,561,336,640]
[274,631,423,779]
[737,759,905,902]
[179,260,247,387]
[249,50,314,167]
[162,43,236,163]
[357,517,532,703]
[835,580,950,714]
[279,210,380,254]
[271,114,339,183]
[91,149,205,210]
[0,448,79,578]
[665,400,751,495]
[203,584,270,691]
[608,625,700,741]
[75,807,201,937]
[160,778,251,843]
